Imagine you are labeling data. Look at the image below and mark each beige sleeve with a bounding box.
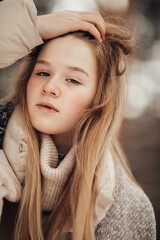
[0,150,22,221]
[0,0,43,69]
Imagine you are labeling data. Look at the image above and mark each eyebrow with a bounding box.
[36,60,89,77]
[36,60,50,66]
[67,66,89,77]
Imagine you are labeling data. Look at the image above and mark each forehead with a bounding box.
[37,35,96,70]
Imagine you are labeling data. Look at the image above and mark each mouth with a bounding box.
[37,102,59,112]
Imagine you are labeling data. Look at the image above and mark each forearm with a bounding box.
[0,0,105,69]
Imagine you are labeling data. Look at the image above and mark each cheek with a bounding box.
[26,78,38,101]
[67,93,93,117]
[73,90,95,109]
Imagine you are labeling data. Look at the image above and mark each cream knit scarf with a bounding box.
[2,106,115,226]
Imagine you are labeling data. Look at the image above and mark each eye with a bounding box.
[36,72,50,77]
[67,79,80,85]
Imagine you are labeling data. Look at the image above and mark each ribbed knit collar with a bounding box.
[40,133,77,211]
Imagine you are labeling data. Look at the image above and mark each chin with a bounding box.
[35,127,54,135]
[31,123,52,135]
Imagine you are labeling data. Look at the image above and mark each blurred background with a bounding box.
[0,0,159,238]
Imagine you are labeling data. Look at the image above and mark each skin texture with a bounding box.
[37,10,106,42]
[26,35,97,153]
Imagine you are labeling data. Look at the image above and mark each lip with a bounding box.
[37,102,59,112]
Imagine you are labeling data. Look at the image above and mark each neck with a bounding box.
[52,132,73,155]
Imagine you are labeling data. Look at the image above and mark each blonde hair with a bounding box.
[10,16,135,240]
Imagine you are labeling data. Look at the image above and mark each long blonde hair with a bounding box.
[10,16,135,240]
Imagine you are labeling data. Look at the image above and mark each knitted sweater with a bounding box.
[95,164,156,239]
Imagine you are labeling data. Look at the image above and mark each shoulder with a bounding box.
[95,162,156,240]
[0,101,14,149]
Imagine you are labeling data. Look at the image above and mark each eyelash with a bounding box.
[36,72,50,77]
[36,72,80,85]
[67,79,80,85]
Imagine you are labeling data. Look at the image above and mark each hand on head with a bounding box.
[37,10,105,42]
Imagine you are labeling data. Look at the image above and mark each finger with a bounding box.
[64,10,105,39]
[74,11,106,40]
[70,21,103,42]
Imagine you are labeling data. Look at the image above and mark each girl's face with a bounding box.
[27,35,97,138]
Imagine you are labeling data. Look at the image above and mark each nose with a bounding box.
[41,77,60,97]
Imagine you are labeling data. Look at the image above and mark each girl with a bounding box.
[0,1,156,240]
